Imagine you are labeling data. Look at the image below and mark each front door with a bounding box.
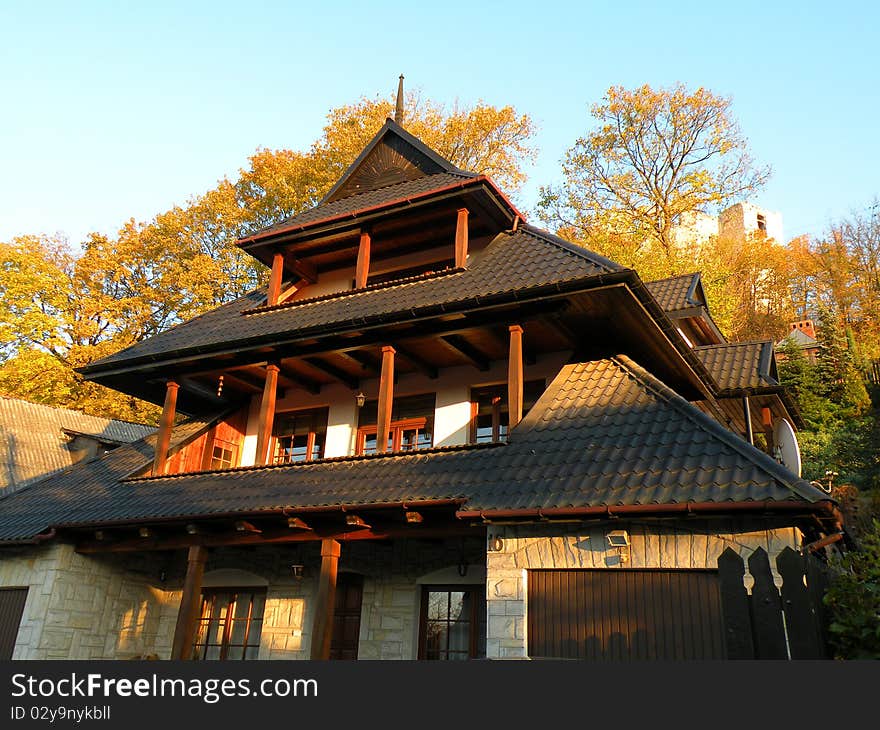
[330,573,363,660]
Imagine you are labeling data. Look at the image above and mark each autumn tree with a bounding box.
[538,83,770,265]
[0,91,537,422]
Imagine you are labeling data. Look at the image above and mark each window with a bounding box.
[192,588,266,660]
[272,407,328,464]
[757,213,767,232]
[418,586,485,660]
[209,439,238,469]
[356,393,435,455]
[470,380,545,443]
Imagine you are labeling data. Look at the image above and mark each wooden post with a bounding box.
[152,380,179,475]
[310,538,341,660]
[455,208,469,268]
[355,231,371,289]
[376,346,395,453]
[254,363,280,466]
[742,396,754,445]
[171,545,208,660]
[267,252,284,306]
[508,324,524,430]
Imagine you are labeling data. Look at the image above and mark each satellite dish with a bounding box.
[773,418,802,478]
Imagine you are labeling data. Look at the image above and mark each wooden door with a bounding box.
[329,573,363,660]
[0,588,28,660]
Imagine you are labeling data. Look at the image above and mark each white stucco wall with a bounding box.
[242,350,571,462]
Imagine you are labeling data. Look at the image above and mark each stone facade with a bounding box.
[484,520,801,659]
[0,536,485,660]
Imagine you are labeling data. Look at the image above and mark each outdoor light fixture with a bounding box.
[138,527,152,538]
[290,564,304,580]
[606,529,630,564]
[216,374,224,398]
[185,524,199,535]
[355,391,366,408]
[488,535,504,552]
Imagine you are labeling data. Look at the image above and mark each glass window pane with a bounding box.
[427,592,447,620]
[448,620,470,654]
[448,592,467,621]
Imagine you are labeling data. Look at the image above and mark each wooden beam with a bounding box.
[284,254,318,284]
[339,350,379,375]
[267,252,284,306]
[152,380,179,475]
[254,363,279,466]
[508,324,524,429]
[455,208,469,268]
[355,230,371,289]
[277,364,321,395]
[441,335,491,371]
[303,357,359,390]
[171,545,208,660]
[223,370,265,394]
[74,522,480,553]
[376,346,395,454]
[310,539,340,660]
[742,395,754,445]
[277,277,310,305]
[392,343,438,379]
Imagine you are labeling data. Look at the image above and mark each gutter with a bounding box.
[456,499,841,525]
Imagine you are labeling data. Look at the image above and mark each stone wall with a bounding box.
[484,520,801,659]
[0,536,485,660]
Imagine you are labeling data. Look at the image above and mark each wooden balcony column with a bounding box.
[508,324,524,430]
[171,545,209,660]
[152,380,179,475]
[455,208,469,269]
[355,230,371,289]
[254,362,280,466]
[267,251,285,306]
[376,346,395,453]
[310,538,341,660]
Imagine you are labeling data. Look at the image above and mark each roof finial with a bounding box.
[394,74,405,125]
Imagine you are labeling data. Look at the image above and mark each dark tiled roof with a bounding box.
[693,342,778,393]
[0,397,155,492]
[243,172,476,241]
[83,224,623,374]
[645,273,701,312]
[0,356,827,542]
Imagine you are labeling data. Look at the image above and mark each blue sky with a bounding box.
[1,0,877,248]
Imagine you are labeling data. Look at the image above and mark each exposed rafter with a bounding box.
[303,357,360,390]
[441,335,491,371]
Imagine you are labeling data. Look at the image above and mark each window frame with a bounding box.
[469,379,545,444]
[417,584,484,660]
[355,392,436,456]
[191,587,267,661]
[271,406,329,465]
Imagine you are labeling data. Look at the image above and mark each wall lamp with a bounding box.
[606,529,630,564]
[487,535,504,552]
[290,564,304,580]
[355,391,366,408]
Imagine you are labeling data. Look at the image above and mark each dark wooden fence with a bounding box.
[867,359,880,385]
[717,546,830,659]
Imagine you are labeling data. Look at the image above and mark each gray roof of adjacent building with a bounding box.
[0,397,155,493]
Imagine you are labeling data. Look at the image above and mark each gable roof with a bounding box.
[693,341,779,393]
[81,224,623,377]
[0,397,155,493]
[777,328,818,349]
[0,356,829,543]
[644,272,704,313]
[320,117,471,204]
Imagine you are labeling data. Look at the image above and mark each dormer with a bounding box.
[237,118,522,309]
[644,272,726,347]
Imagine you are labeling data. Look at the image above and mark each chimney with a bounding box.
[790,320,816,339]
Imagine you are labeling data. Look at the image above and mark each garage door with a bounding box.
[527,570,726,660]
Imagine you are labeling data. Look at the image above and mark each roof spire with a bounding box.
[394,74,405,125]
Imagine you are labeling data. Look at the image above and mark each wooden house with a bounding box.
[0,118,841,661]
